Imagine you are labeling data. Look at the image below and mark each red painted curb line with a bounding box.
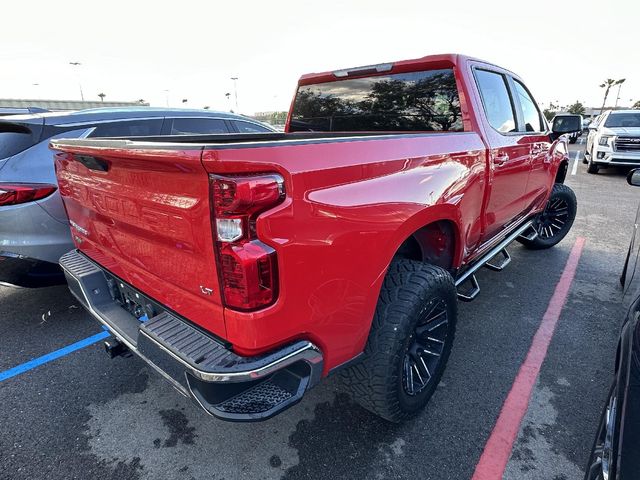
[472,237,586,480]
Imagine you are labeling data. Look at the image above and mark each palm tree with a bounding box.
[614,79,626,108]
[599,79,624,113]
[98,92,106,102]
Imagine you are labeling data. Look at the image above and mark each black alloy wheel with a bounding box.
[403,299,449,396]
[535,196,570,240]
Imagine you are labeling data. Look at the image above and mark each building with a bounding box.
[0,98,149,111]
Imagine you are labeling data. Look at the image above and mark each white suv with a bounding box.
[585,109,640,174]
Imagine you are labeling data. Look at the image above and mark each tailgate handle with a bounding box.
[75,155,110,172]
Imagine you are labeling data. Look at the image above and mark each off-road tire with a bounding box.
[341,259,457,422]
[517,183,577,250]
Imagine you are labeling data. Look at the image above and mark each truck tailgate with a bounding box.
[52,143,226,337]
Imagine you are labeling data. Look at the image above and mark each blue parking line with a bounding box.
[0,331,110,382]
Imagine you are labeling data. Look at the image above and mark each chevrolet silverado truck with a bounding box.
[50,54,581,422]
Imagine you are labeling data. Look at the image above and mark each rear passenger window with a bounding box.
[169,118,228,135]
[513,80,543,132]
[90,119,162,137]
[234,121,272,133]
[474,69,516,133]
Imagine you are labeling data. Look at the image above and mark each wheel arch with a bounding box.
[388,206,464,274]
[555,158,569,184]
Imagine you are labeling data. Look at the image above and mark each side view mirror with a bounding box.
[627,169,640,187]
[550,114,582,141]
[588,124,597,130]
[552,114,582,134]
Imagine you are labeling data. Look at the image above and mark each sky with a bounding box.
[2,0,638,115]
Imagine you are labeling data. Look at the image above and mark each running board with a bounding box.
[484,248,511,272]
[455,220,533,302]
[517,224,539,242]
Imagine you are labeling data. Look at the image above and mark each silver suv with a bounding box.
[0,107,274,287]
[585,109,640,174]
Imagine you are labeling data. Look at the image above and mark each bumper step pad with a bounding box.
[59,249,323,422]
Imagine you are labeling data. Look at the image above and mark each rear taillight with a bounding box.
[0,183,57,206]
[210,174,284,311]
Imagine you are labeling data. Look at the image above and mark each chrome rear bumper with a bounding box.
[59,249,323,421]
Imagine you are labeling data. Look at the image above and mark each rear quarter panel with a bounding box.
[203,133,487,370]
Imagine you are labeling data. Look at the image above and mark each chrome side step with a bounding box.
[484,248,511,272]
[454,220,534,302]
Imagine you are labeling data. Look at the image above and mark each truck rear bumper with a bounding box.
[59,249,323,422]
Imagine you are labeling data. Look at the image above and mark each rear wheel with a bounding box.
[341,259,457,422]
[584,382,619,480]
[517,183,577,250]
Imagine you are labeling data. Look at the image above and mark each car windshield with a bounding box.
[604,112,640,128]
[289,68,463,132]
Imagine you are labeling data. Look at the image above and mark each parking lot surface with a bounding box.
[0,140,635,480]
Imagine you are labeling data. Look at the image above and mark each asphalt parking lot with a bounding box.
[0,138,636,480]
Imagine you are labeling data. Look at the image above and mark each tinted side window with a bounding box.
[475,69,516,133]
[234,121,272,133]
[170,118,228,135]
[290,68,463,132]
[513,80,543,132]
[90,119,162,137]
[0,121,42,159]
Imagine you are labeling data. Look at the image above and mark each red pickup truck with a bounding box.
[51,54,581,422]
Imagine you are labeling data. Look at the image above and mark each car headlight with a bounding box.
[599,135,613,146]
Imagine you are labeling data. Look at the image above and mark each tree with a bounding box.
[543,102,561,121]
[633,100,640,110]
[98,92,106,102]
[599,79,624,113]
[567,101,585,116]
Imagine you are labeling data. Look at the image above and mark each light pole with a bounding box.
[230,77,239,111]
[163,89,170,107]
[69,62,85,101]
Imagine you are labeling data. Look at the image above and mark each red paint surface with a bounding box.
[52,54,571,374]
[471,236,586,480]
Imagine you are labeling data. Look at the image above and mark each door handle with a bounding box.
[493,153,509,166]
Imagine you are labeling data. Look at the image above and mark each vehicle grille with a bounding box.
[615,137,640,152]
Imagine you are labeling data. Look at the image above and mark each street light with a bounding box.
[230,77,239,111]
[69,62,85,101]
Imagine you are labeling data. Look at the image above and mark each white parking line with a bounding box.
[571,150,580,175]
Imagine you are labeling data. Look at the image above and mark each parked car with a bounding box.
[584,109,640,174]
[51,54,581,423]
[0,108,274,288]
[0,107,49,116]
[584,168,640,480]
